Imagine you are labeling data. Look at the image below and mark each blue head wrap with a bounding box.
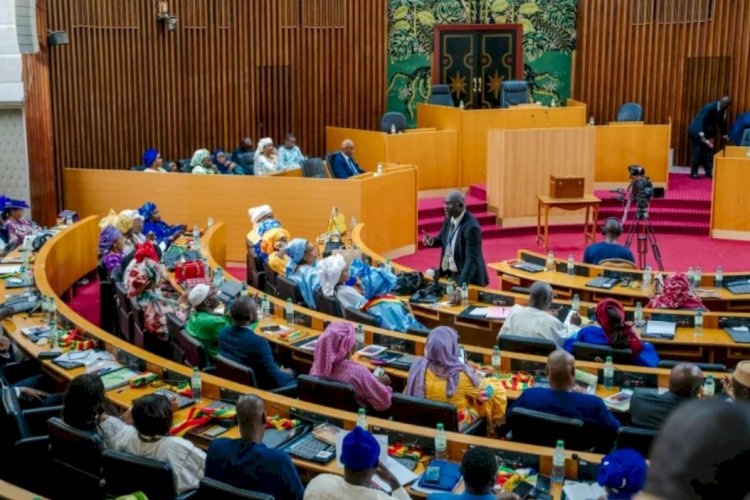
[257,219,281,238]
[598,449,647,499]
[349,258,397,299]
[138,202,157,220]
[2,197,30,210]
[98,225,122,254]
[285,238,308,274]
[340,427,380,472]
[142,148,159,167]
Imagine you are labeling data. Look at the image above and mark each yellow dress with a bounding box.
[268,251,290,276]
[423,369,508,432]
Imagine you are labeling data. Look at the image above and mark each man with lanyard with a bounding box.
[422,190,488,286]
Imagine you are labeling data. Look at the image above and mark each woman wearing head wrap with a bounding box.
[212,149,244,175]
[1,197,33,249]
[190,148,217,175]
[262,227,291,273]
[253,138,278,176]
[285,238,320,309]
[120,209,146,246]
[98,225,125,276]
[139,202,186,246]
[246,204,281,254]
[142,148,166,173]
[646,273,707,311]
[310,322,392,411]
[597,449,647,500]
[564,298,659,367]
[405,326,507,434]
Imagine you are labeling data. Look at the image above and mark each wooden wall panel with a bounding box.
[46,0,387,170]
[574,0,750,166]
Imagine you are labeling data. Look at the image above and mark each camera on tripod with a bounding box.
[628,165,654,219]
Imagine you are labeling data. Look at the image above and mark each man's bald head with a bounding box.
[719,96,732,110]
[669,363,704,398]
[443,190,466,218]
[230,296,257,326]
[547,350,575,390]
[236,394,266,441]
[341,139,355,156]
[602,218,622,240]
[529,281,554,310]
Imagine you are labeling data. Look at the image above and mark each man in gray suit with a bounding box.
[630,363,704,430]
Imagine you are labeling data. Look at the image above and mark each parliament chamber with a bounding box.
[3,0,750,499]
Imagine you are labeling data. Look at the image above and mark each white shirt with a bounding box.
[335,285,367,311]
[191,165,215,175]
[143,167,167,173]
[254,154,279,175]
[106,419,206,493]
[303,473,411,500]
[498,304,575,347]
[441,210,466,273]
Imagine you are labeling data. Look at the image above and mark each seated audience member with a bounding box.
[98,225,125,277]
[254,137,279,175]
[0,330,60,409]
[246,204,281,255]
[630,363,703,430]
[186,284,229,359]
[729,111,750,145]
[304,426,410,500]
[509,351,620,448]
[120,209,146,247]
[113,393,206,494]
[142,148,166,173]
[1,197,33,248]
[278,133,305,170]
[62,373,126,448]
[163,161,178,172]
[722,360,750,402]
[213,149,244,175]
[597,449,647,500]
[583,218,635,265]
[218,296,295,390]
[310,322,392,411]
[428,446,520,500]
[231,137,255,173]
[260,226,290,266]
[498,281,579,347]
[191,148,218,174]
[206,394,304,499]
[317,255,424,332]
[640,399,750,500]
[646,273,706,310]
[330,139,365,179]
[99,209,136,257]
[139,201,186,246]
[405,326,507,434]
[564,298,659,367]
[285,238,321,309]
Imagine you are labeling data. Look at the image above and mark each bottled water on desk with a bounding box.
[567,255,575,275]
[445,282,454,297]
[350,216,357,230]
[704,374,715,397]
[634,302,644,327]
[356,324,365,346]
[459,100,465,110]
[603,356,615,389]
[694,309,703,336]
[390,123,397,135]
[687,267,695,287]
[191,367,202,401]
[491,346,501,376]
[695,266,702,288]
[552,440,565,483]
[192,224,200,246]
[460,283,469,306]
[285,298,294,324]
[715,266,724,288]
[207,216,214,228]
[384,258,392,273]
[546,251,555,271]
[434,423,447,460]
[357,409,368,430]
[261,294,270,320]
[642,264,652,289]
[571,294,580,315]
[376,164,383,176]
[212,267,224,288]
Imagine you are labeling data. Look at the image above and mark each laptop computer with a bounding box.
[642,320,677,340]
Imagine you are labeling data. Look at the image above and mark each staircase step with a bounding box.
[418,195,487,219]
[468,184,487,200]
[418,213,498,233]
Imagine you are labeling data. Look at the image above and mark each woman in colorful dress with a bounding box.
[1,197,33,249]
[138,201,185,247]
[285,238,320,309]
[98,225,125,277]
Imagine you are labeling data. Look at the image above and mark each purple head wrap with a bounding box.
[98,225,122,254]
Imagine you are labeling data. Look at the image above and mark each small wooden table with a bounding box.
[536,194,601,250]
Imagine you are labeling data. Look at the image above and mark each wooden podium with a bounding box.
[711,147,750,240]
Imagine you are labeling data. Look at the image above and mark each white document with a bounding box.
[645,320,677,336]
[469,307,490,317]
[562,480,607,500]
[0,265,22,274]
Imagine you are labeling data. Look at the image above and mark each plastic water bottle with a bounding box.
[567,255,575,275]
[460,283,469,306]
[356,324,365,346]
[191,367,202,401]
[552,440,565,483]
[546,251,555,271]
[192,223,200,241]
[588,115,595,126]
[285,298,294,323]
[445,282,454,297]
[550,98,557,108]
[643,264,652,289]
[357,408,368,430]
[390,123,397,135]
[687,267,695,287]
[634,301,644,327]
[603,356,615,389]
[459,99,465,110]
[207,216,214,228]
[384,258,392,273]
[350,216,357,230]
[261,294,270,320]
[704,374,715,397]
[240,281,248,296]
[715,266,724,288]
[491,346,501,376]
[212,267,224,287]
[571,293,580,315]
[434,423,447,460]
[65,215,73,226]
[376,164,383,176]
[694,308,703,336]
[695,266,702,288]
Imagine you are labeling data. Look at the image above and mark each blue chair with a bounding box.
[501,80,530,108]
[616,102,644,122]
[741,128,750,146]
[430,84,454,106]
[380,111,407,133]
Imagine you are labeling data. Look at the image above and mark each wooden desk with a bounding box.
[537,195,601,250]
[594,122,671,189]
[711,153,750,241]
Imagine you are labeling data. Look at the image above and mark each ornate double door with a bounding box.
[433,24,524,109]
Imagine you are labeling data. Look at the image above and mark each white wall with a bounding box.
[0,108,30,208]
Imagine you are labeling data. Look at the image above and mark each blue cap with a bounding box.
[340,426,380,472]
[598,449,647,499]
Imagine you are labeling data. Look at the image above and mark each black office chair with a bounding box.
[215,354,297,396]
[391,393,485,435]
[263,260,278,297]
[406,325,432,337]
[301,158,329,178]
[615,102,644,122]
[195,478,274,499]
[342,306,379,327]
[315,288,341,317]
[174,328,214,372]
[298,374,359,412]
[500,80,530,108]
[657,360,727,372]
[429,84,454,106]
[102,449,190,499]
[47,417,105,497]
[572,342,633,364]
[614,426,658,457]
[741,128,750,146]
[510,407,585,449]
[130,297,146,349]
[498,335,557,356]
[179,158,192,173]
[246,240,266,291]
[97,258,117,335]
[276,275,304,304]
[380,111,408,133]
[130,165,147,171]
[114,281,133,343]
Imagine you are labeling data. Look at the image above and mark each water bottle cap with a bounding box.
[358,408,366,415]
[437,423,444,430]
[556,439,564,447]
[707,374,713,379]
[606,356,613,362]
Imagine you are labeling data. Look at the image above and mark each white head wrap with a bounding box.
[255,137,274,157]
[188,283,211,307]
[317,254,347,297]
[120,209,144,222]
[248,204,273,225]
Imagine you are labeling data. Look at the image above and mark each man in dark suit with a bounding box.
[422,190,489,286]
[205,394,304,499]
[688,96,731,179]
[330,139,365,179]
[630,363,703,430]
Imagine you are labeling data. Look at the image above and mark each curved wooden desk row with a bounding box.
[0,216,604,488]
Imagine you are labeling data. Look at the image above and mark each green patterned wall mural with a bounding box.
[387,0,578,124]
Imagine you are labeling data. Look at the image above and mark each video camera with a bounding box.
[627,165,654,218]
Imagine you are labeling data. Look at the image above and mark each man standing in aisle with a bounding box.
[422,190,489,286]
[688,96,731,179]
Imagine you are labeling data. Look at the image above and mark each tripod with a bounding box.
[624,210,664,271]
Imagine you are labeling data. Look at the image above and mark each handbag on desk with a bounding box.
[327,206,347,235]
[175,260,205,283]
